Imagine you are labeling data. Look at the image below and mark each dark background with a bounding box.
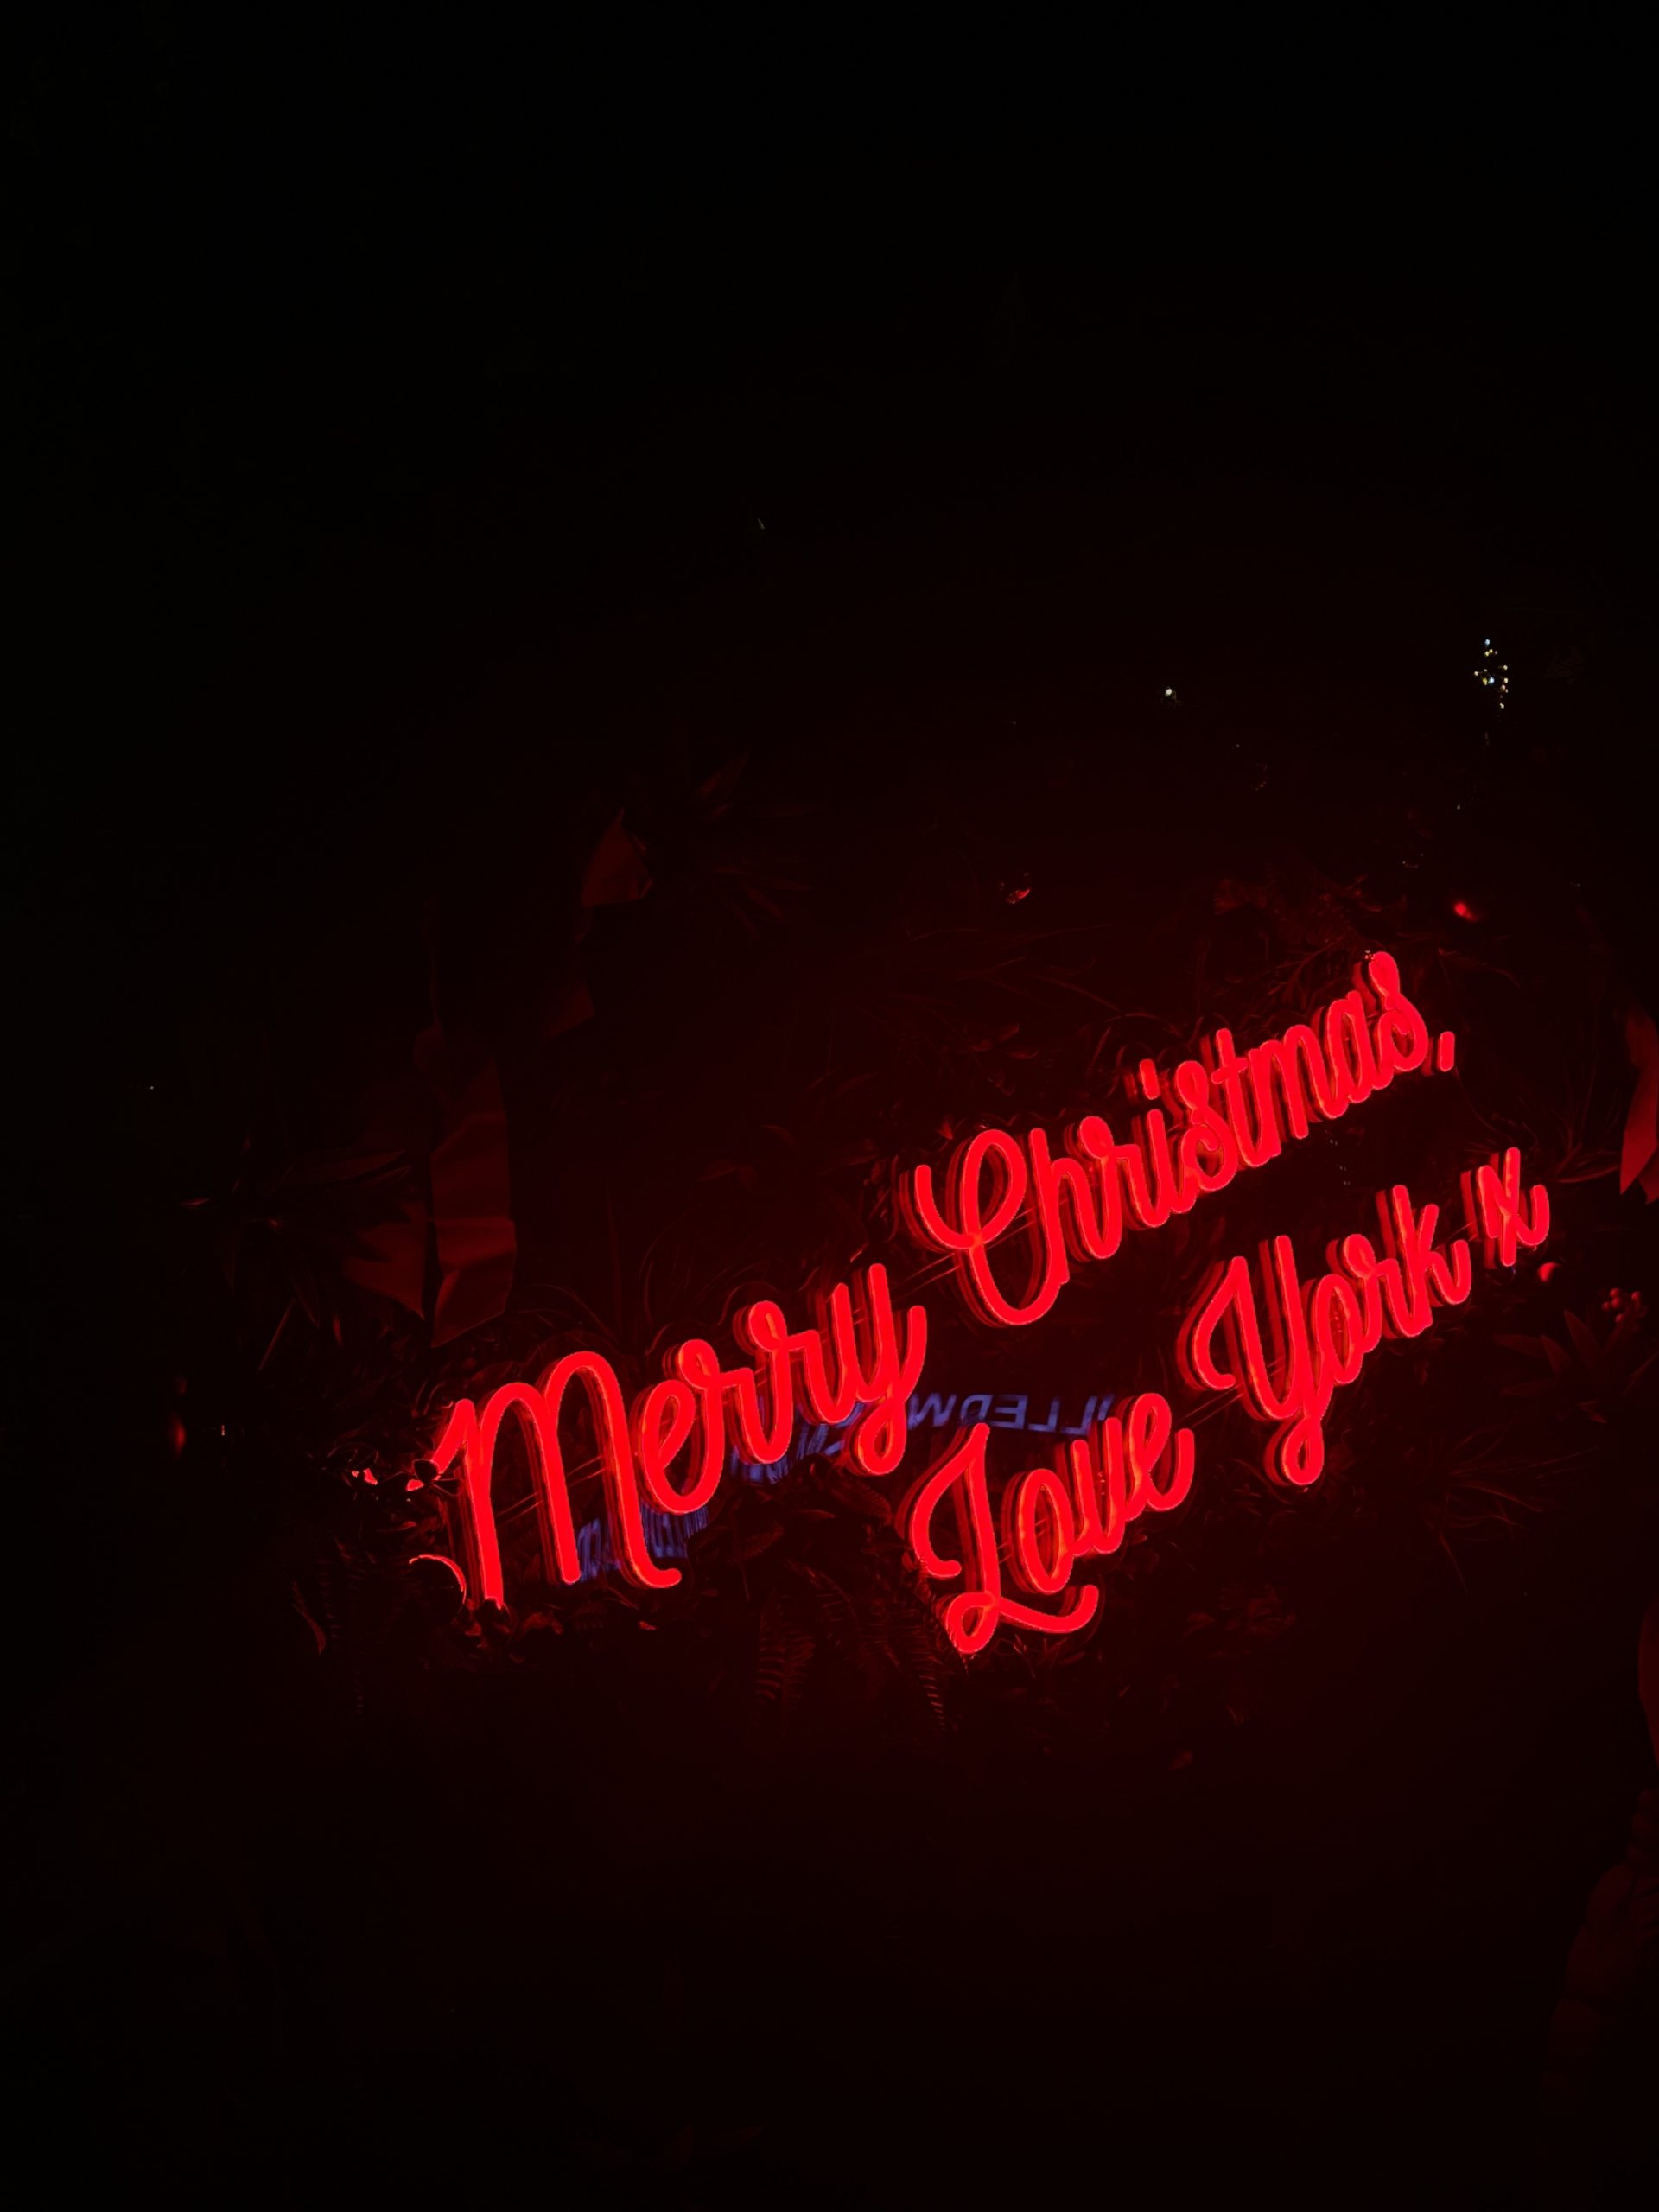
[8,20,1656,2208]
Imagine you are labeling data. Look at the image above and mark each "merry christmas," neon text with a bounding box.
[904,952,1453,1327]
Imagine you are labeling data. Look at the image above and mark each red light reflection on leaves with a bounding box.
[410,1553,468,1600]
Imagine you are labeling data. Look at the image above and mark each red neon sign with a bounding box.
[429,1265,926,1608]
[1180,1181,1485,1488]
[902,952,1452,1327]
[413,951,1546,1660]
[905,1394,1195,1651]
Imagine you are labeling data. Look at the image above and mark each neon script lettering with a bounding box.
[429,1265,926,1606]
[1181,1161,1548,1486]
[409,948,1535,1664]
[905,1394,1195,1654]
[905,953,1450,1327]
[1469,1146,1552,1268]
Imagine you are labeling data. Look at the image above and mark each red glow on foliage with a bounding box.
[1537,1260,1560,1282]
[410,1553,468,1599]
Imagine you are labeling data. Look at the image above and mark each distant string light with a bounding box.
[1472,638,1509,711]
